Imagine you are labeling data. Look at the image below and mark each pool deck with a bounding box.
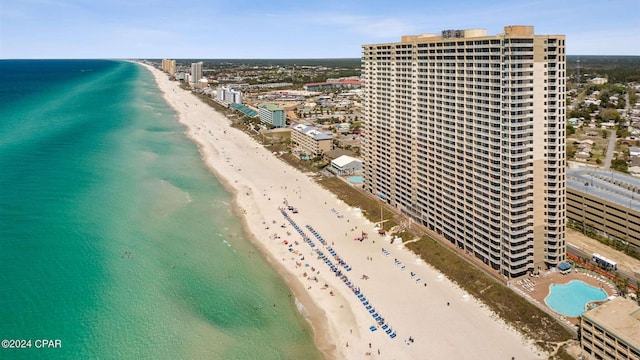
[512,270,617,325]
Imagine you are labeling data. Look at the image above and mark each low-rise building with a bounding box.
[629,166,640,177]
[290,123,332,158]
[323,149,353,162]
[330,155,362,175]
[589,77,609,85]
[569,118,582,126]
[303,79,362,91]
[229,103,258,118]
[197,78,208,90]
[335,122,351,133]
[258,103,286,128]
[580,297,640,360]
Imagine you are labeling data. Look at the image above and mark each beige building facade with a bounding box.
[162,59,176,76]
[362,25,567,278]
[290,124,333,158]
[580,297,640,360]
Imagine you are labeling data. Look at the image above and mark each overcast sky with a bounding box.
[1,0,639,59]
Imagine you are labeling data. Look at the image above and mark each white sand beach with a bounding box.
[140,63,547,360]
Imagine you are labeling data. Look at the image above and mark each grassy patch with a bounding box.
[279,152,323,173]
[317,177,399,230]
[550,345,577,360]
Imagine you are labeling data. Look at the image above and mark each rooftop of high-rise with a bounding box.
[362,25,566,47]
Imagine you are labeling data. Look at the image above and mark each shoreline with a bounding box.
[139,62,547,360]
[138,62,339,359]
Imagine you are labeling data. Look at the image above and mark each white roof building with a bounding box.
[330,155,363,175]
[589,77,608,85]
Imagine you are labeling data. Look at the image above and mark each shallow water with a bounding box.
[0,60,322,360]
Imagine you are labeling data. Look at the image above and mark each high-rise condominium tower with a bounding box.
[191,61,203,83]
[362,26,566,278]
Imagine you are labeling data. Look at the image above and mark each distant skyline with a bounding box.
[1,0,639,59]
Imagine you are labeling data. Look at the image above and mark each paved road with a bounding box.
[567,243,639,287]
[603,129,617,169]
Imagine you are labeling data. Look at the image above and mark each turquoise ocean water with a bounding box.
[0,60,322,360]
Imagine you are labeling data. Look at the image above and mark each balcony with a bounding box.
[504,255,532,268]
[504,173,532,182]
[506,225,533,237]
[510,212,532,222]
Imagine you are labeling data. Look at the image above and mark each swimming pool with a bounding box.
[348,176,364,184]
[544,280,608,317]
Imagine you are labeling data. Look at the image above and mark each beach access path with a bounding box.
[140,62,546,360]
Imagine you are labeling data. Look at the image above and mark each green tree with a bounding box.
[617,128,630,138]
[599,108,621,123]
[600,90,610,106]
[629,91,639,107]
[567,124,576,136]
[611,159,628,173]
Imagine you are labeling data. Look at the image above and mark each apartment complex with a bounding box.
[567,168,640,252]
[258,103,286,128]
[216,86,243,105]
[290,123,332,158]
[162,59,176,76]
[362,25,566,278]
[580,297,640,360]
[190,61,203,84]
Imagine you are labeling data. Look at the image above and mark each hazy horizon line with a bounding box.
[2,54,640,61]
